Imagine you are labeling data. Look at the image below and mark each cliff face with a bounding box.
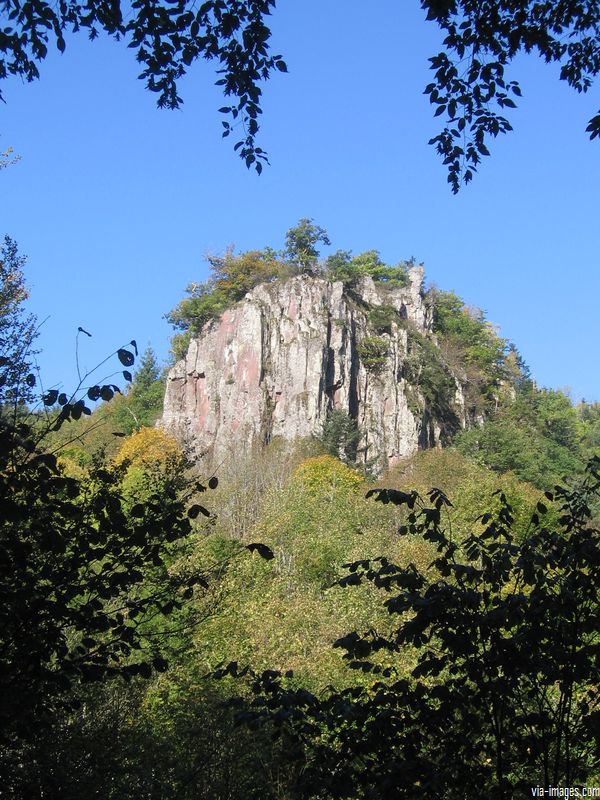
[161,267,466,472]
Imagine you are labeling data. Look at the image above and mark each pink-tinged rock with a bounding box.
[161,271,466,474]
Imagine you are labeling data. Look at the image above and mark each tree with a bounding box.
[230,458,600,798]
[1,1,598,187]
[110,345,165,433]
[0,341,212,792]
[284,218,330,274]
[421,0,600,191]
[0,236,37,409]
[0,0,286,173]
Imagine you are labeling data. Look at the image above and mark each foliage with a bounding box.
[0,426,204,790]
[284,218,330,274]
[368,303,403,334]
[231,458,600,798]
[200,452,421,689]
[431,288,512,415]
[319,408,361,465]
[389,448,556,542]
[4,2,597,187]
[12,675,283,800]
[114,425,182,469]
[422,0,600,191]
[357,334,389,373]
[0,236,38,408]
[166,247,287,358]
[325,249,410,287]
[403,326,460,437]
[291,454,363,496]
[433,289,507,378]
[0,0,287,173]
[109,345,165,434]
[454,385,589,488]
[0,339,220,792]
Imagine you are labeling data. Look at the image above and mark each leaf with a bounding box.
[208,476,218,490]
[246,543,274,560]
[188,504,210,519]
[123,370,132,382]
[58,393,68,405]
[25,373,36,387]
[87,386,101,401]
[100,386,114,402]
[117,348,134,367]
[130,340,138,355]
[43,389,59,406]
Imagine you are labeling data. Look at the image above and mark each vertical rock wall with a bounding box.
[161,267,465,472]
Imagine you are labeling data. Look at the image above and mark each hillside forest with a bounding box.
[1,225,599,799]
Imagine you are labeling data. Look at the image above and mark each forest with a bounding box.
[1,227,599,799]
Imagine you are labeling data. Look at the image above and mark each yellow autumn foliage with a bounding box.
[290,454,363,495]
[114,426,183,469]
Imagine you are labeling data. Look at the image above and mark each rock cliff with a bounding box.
[161,267,466,473]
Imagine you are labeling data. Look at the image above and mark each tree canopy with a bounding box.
[1,0,597,187]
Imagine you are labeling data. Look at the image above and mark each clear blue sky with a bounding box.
[1,1,599,400]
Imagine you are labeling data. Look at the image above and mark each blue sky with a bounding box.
[1,1,599,400]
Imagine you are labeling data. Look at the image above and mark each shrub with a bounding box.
[358,335,388,373]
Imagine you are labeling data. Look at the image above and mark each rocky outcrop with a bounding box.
[161,267,466,473]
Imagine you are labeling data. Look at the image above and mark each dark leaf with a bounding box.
[43,389,59,406]
[246,543,274,560]
[117,349,134,367]
[188,504,211,518]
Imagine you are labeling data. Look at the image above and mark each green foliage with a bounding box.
[110,345,165,434]
[403,327,460,438]
[431,288,513,415]
[234,458,600,797]
[319,408,361,464]
[325,249,410,287]
[199,452,422,689]
[389,448,556,542]
[455,386,590,489]
[358,335,388,373]
[284,218,330,273]
[368,303,403,334]
[166,248,287,358]
[433,289,507,376]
